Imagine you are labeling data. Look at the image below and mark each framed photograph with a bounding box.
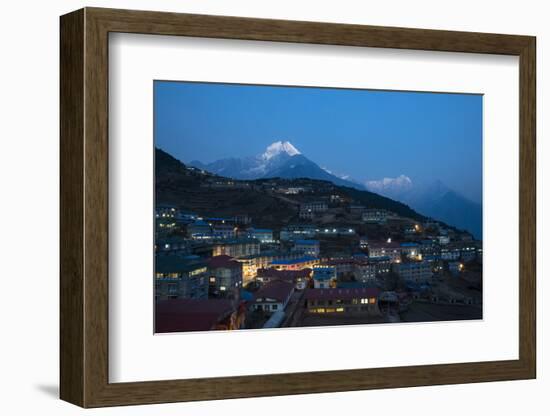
[60,7,536,408]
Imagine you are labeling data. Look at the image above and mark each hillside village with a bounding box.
[155,148,482,332]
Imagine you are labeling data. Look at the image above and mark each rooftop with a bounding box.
[208,255,242,270]
[304,287,380,301]
[271,256,318,265]
[155,299,235,333]
[401,242,419,247]
[256,268,312,279]
[214,238,260,246]
[254,280,295,303]
[156,256,207,274]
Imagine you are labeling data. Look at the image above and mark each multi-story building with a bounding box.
[246,228,274,243]
[233,214,252,225]
[255,268,312,290]
[187,220,212,240]
[349,205,365,218]
[368,241,402,262]
[304,287,381,315]
[392,261,433,283]
[353,260,378,282]
[316,227,356,236]
[212,238,260,258]
[207,255,243,299]
[155,236,190,256]
[270,256,320,271]
[362,208,389,224]
[459,241,480,262]
[279,224,316,241]
[322,259,355,277]
[441,243,462,261]
[236,252,277,283]
[419,238,440,257]
[400,242,421,259]
[359,236,369,249]
[312,266,336,289]
[299,201,328,219]
[235,251,304,283]
[292,239,320,257]
[212,224,237,240]
[155,256,209,300]
[367,256,392,275]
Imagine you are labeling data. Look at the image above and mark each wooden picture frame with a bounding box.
[60,7,536,408]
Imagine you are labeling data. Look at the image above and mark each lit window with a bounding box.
[220,286,226,291]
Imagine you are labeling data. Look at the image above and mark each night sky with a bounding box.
[154,80,483,204]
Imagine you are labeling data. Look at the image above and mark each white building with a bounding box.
[362,209,389,224]
[312,266,336,289]
[299,201,328,219]
[292,239,320,257]
[246,228,274,243]
[368,242,402,262]
[392,261,433,283]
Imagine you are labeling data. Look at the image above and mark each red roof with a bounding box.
[254,280,295,303]
[208,255,242,270]
[155,299,235,333]
[304,287,380,301]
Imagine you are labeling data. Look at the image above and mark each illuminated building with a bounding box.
[212,238,260,258]
[304,287,381,315]
[246,228,274,243]
[368,241,402,262]
[155,256,209,300]
[207,255,243,299]
[270,256,320,271]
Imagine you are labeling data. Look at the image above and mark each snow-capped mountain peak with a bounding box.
[261,141,301,160]
[365,174,413,191]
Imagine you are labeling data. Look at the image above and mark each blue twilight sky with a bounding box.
[154,81,483,204]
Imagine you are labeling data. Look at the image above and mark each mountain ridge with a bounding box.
[365,175,482,239]
[188,141,364,190]
[155,147,430,227]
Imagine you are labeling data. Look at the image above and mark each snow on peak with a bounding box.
[261,141,301,160]
[366,174,413,190]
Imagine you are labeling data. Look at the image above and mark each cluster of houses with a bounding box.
[155,201,482,333]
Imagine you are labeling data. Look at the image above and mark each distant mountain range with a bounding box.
[190,141,364,190]
[365,175,482,239]
[187,141,482,239]
[156,147,427,229]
